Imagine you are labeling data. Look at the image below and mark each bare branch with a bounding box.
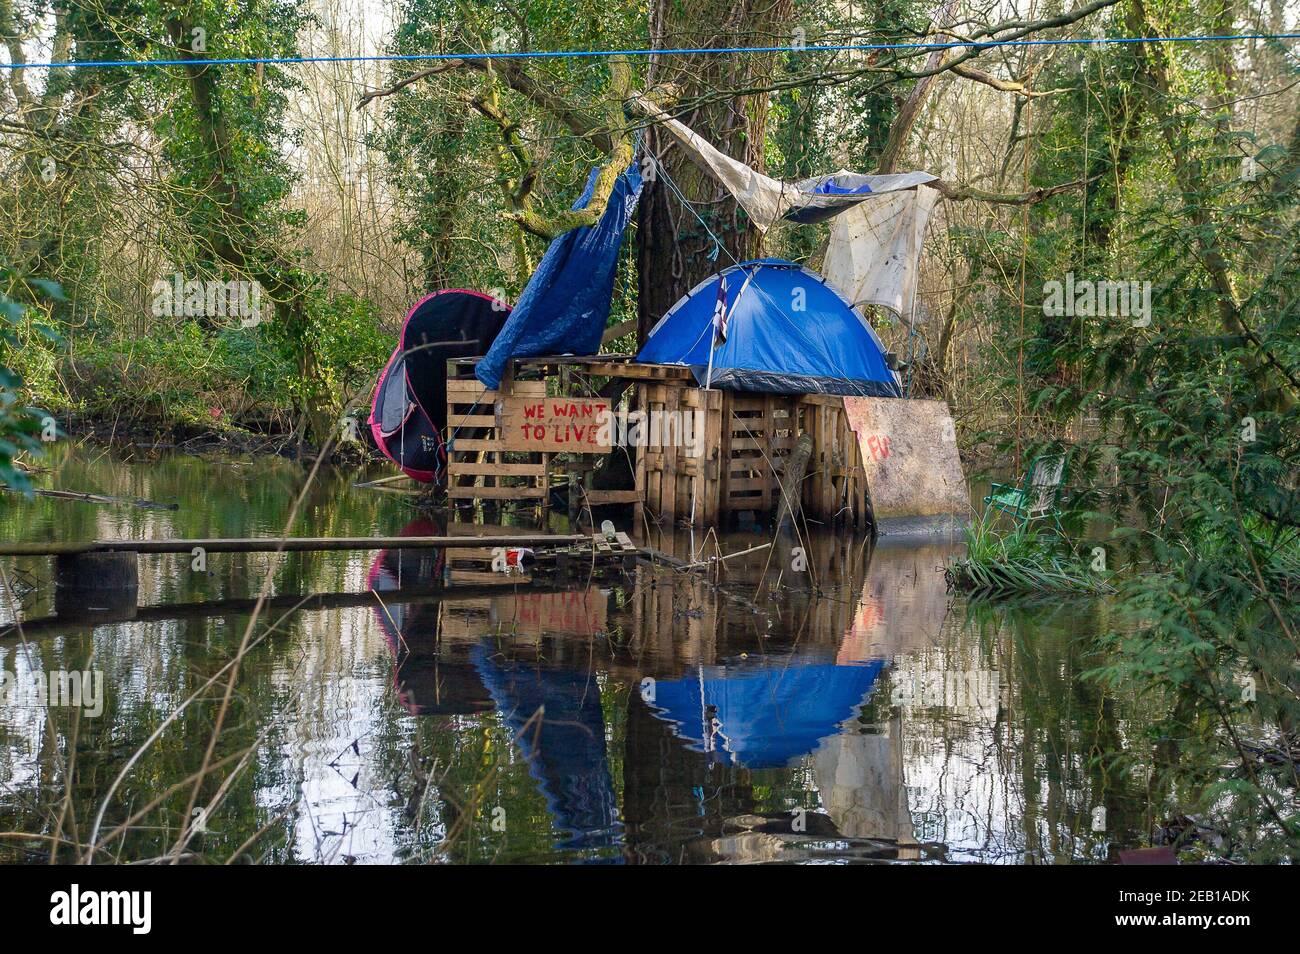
[359,56,613,151]
[950,62,1064,98]
[930,174,1099,204]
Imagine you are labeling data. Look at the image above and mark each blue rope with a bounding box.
[3,33,1295,70]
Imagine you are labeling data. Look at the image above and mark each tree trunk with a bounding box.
[636,0,794,342]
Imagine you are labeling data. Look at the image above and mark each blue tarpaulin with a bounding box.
[476,164,643,389]
[636,259,903,397]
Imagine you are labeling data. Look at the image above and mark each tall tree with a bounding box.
[635,0,795,338]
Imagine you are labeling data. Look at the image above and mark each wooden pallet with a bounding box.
[439,356,869,527]
[445,359,549,503]
[441,530,638,585]
[795,395,870,527]
[636,388,871,528]
[635,383,725,527]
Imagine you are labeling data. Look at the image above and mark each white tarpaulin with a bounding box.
[823,184,940,319]
[636,95,936,231]
[637,95,938,319]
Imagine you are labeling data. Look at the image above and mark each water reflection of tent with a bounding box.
[648,657,886,769]
[367,520,498,717]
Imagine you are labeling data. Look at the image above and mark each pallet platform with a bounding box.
[441,529,638,585]
[635,387,871,529]
[443,355,871,529]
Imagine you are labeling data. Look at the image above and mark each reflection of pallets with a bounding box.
[441,531,638,586]
[445,366,549,502]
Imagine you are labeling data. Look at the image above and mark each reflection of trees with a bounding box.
[898,598,1152,863]
[0,453,429,863]
[622,689,757,864]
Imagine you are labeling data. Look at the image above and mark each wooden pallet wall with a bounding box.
[444,374,550,503]
[796,395,872,528]
[635,384,724,528]
[441,357,870,528]
[636,389,871,529]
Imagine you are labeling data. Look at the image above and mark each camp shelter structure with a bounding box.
[440,354,879,529]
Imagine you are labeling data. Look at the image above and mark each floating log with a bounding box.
[353,474,414,488]
[54,550,140,619]
[3,580,586,641]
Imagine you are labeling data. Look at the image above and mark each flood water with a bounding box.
[0,447,1153,864]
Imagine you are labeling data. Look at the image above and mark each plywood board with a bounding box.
[842,397,969,519]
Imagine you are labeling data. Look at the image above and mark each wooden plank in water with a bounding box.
[584,489,641,505]
[0,534,585,557]
[446,485,547,499]
[446,569,530,586]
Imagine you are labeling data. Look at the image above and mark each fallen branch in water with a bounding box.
[681,542,772,570]
[353,474,427,496]
[4,487,178,511]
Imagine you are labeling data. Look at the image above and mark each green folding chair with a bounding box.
[984,452,1068,535]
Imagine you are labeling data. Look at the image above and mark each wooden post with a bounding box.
[54,550,139,620]
[775,433,814,531]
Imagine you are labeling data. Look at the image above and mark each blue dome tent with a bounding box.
[635,259,902,397]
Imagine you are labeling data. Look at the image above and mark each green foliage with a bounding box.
[75,320,292,429]
[147,0,312,273]
[946,507,1114,596]
[70,286,389,433]
[978,30,1300,857]
[294,289,392,407]
[0,266,61,492]
[374,0,645,295]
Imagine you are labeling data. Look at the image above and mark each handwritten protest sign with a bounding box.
[498,396,613,453]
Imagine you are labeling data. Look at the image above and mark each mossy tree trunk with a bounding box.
[636,0,795,343]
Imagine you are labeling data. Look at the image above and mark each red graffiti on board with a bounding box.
[865,434,892,461]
